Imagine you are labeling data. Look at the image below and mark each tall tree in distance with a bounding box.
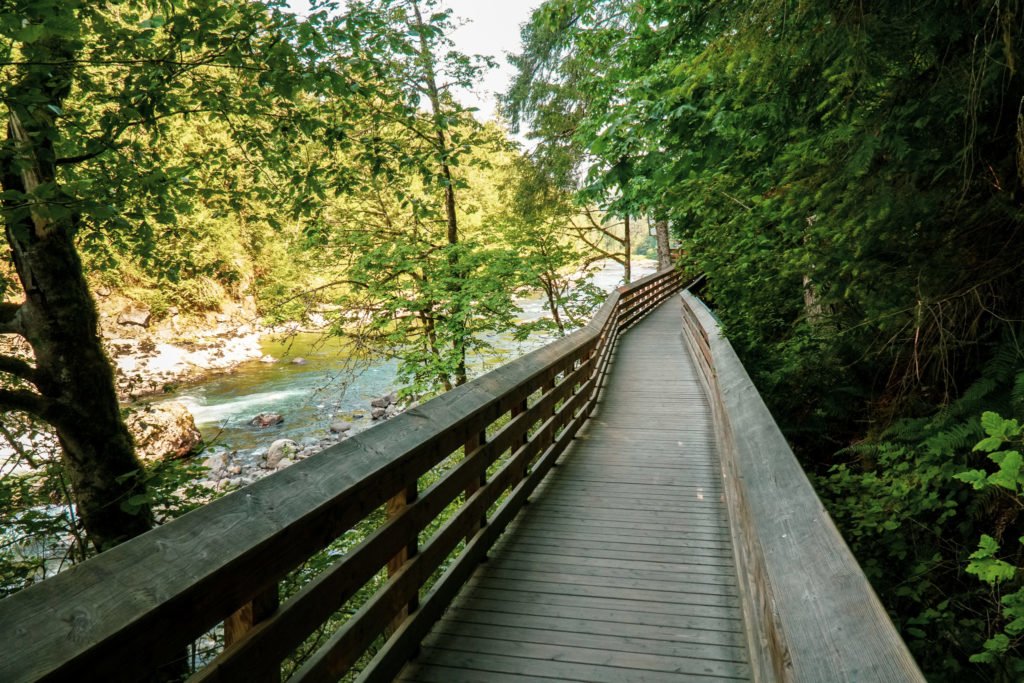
[326,0,507,392]
[503,0,662,284]
[408,0,469,385]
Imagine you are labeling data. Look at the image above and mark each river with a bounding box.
[163,258,656,459]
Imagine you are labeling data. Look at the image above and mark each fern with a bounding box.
[1012,371,1024,415]
[925,422,984,457]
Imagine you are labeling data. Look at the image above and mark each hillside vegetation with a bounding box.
[505,1,1024,678]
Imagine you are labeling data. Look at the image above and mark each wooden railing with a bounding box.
[0,267,686,683]
[679,289,924,682]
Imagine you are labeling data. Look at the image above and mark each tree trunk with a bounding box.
[1,39,153,553]
[542,279,566,336]
[654,218,672,269]
[623,215,632,283]
[411,0,467,387]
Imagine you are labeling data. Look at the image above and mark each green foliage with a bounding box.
[966,535,1017,585]
[498,156,605,337]
[510,2,1024,677]
[954,413,1024,676]
[816,364,1024,679]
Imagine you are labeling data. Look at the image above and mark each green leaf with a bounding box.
[973,435,1004,453]
[953,469,989,490]
[988,450,1023,492]
[967,535,1017,584]
[15,24,45,43]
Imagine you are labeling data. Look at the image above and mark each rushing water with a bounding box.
[163,259,656,455]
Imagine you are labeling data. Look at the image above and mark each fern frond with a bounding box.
[924,422,983,457]
[1012,371,1024,415]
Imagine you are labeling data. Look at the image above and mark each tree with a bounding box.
[312,115,522,393]
[499,156,603,336]
[503,0,671,278]
[303,0,521,394]
[652,218,671,269]
[0,0,374,551]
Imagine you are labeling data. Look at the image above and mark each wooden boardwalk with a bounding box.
[398,299,751,682]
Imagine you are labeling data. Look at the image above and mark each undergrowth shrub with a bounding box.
[817,345,1024,681]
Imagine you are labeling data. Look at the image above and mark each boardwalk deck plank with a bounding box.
[397,300,751,682]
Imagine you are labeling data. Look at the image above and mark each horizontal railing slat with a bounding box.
[678,290,923,682]
[355,368,596,683]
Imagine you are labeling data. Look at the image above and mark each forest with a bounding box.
[3,0,1024,681]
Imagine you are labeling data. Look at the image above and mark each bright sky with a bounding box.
[286,1,542,123]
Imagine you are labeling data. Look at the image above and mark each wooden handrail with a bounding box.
[678,290,924,682]
[0,267,686,683]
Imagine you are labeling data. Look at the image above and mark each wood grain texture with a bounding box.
[399,301,752,683]
[679,291,924,682]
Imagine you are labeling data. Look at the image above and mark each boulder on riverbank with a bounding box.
[126,402,202,461]
[266,439,299,469]
[369,392,403,420]
[117,305,152,328]
[330,420,353,434]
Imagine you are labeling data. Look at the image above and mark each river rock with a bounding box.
[370,396,391,409]
[202,451,229,476]
[118,305,152,328]
[250,412,284,428]
[266,439,299,468]
[384,404,399,418]
[259,355,276,364]
[291,357,308,365]
[329,420,353,434]
[371,407,386,420]
[125,402,202,461]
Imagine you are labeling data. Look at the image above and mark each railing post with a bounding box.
[510,400,529,482]
[385,483,419,636]
[224,583,280,682]
[586,341,601,417]
[541,372,558,461]
[464,429,487,540]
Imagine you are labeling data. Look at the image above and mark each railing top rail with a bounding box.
[0,267,683,683]
[679,289,923,682]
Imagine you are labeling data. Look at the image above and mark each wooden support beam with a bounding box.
[385,484,419,637]
[223,584,280,683]
[463,429,488,539]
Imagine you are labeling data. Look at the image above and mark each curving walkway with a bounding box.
[397,299,751,682]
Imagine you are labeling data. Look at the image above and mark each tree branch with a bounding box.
[568,222,621,260]
[0,388,53,422]
[56,108,219,166]
[55,147,111,166]
[0,421,37,468]
[0,355,37,383]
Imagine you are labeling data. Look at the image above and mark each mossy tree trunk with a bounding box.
[1,36,153,553]
[654,218,671,269]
